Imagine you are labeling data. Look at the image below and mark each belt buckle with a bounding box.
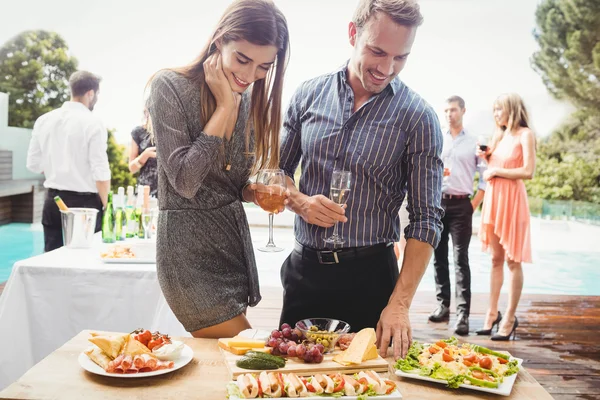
[317,250,340,264]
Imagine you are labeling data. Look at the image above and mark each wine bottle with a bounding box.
[102,191,115,243]
[115,187,126,241]
[125,186,136,238]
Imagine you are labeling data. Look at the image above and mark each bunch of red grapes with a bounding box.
[267,323,325,363]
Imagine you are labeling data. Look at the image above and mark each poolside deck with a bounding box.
[247,287,600,400]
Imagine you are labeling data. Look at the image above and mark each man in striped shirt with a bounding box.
[279,0,444,359]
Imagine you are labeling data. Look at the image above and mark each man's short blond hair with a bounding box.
[353,0,423,30]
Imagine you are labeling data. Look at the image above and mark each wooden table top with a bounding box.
[0,330,553,400]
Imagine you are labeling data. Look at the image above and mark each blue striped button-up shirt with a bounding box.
[280,63,444,249]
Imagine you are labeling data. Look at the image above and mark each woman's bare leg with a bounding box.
[498,258,523,335]
[483,230,505,329]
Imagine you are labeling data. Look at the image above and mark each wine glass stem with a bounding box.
[267,213,275,246]
[332,220,340,238]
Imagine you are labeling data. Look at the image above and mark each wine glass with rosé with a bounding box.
[255,169,287,252]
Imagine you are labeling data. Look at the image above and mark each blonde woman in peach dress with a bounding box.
[476,93,536,341]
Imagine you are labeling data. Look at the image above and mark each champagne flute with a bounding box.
[477,135,490,167]
[255,169,287,252]
[141,211,153,240]
[324,170,352,245]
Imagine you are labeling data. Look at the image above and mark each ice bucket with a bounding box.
[60,208,98,249]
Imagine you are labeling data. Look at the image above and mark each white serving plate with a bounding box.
[395,357,523,396]
[78,344,193,378]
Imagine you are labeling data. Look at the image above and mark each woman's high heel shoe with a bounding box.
[491,316,519,341]
[475,311,502,335]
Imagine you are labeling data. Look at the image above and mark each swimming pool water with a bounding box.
[0,223,44,282]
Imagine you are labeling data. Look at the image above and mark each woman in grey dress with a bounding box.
[146,0,289,338]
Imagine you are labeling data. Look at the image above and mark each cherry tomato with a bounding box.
[429,346,439,354]
[479,357,493,370]
[435,341,448,349]
[147,339,162,350]
[498,357,509,364]
[442,352,454,362]
[463,353,477,362]
[463,360,473,367]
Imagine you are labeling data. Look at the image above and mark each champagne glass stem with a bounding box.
[267,213,275,246]
[332,220,339,238]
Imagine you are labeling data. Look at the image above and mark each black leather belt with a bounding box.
[442,193,470,200]
[294,241,393,264]
[48,188,97,197]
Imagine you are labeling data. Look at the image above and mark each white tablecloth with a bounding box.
[0,237,187,390]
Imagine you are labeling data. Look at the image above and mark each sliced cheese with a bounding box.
[228,336,268,349]
[218,337,271,355]
[333,351,353,366]
[341,328,377,364]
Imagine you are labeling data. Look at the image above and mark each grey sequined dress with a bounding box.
[147,70,260,332]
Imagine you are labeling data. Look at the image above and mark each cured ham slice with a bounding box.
[107,354,173,373]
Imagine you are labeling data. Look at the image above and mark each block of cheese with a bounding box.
[363,343,378,361]
[218,337,271,355]
[227,336,268,348]
[333,343,378,366]
[341,328,377,364]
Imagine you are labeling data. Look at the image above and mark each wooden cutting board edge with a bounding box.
[221,348,391,379]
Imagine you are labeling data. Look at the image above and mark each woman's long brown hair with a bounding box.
[168,0,289,174]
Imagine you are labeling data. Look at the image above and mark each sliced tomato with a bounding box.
[358,377,369,386]
[436,341,447,348]
[384,380,396,394]
[463,360,473,367]
[276,372,285,391]
[463,353,477,362]
[498,357,509,364]
[429,346,439,354]
[442,352,454,362]
[328,374,344,392]
[257,377,263,396]
[472,370,486,380]
[306,383,316,393]
[333,377,344,392]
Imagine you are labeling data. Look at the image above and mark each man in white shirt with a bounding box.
[26,70,111,252]
[428,95,486,335]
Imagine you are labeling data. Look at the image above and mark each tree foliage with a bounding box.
[107,129,136,192]
[0,30,78,128]
[531,0,600,204]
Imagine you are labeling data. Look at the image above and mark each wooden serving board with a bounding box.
[221,348,390,378]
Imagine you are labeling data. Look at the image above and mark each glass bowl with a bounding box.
[295,318,351,353]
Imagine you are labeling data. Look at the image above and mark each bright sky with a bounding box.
[1,0,572,144]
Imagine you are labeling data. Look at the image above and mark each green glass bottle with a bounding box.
[135,185,144,238]
[115,187,126,241]
[125,186,136,238]
[102,191,115,243]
